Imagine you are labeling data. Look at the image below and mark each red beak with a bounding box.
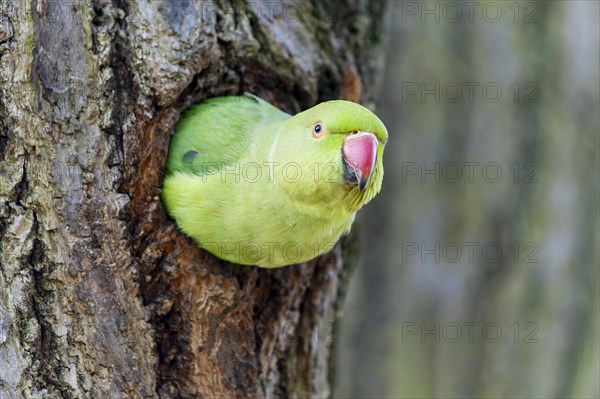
[342,132,378,191]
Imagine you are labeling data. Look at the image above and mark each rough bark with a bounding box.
[0,0,387,398]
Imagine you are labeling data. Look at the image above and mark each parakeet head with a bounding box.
[273,100,388,214]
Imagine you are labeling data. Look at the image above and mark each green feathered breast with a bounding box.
[162,94,387,267]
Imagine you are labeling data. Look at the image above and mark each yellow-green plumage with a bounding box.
[162,94,387,267]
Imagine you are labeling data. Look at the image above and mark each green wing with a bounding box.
[165,94,290,176]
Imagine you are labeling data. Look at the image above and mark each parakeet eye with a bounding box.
[312,122,324,138]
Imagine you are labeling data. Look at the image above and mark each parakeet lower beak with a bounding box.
[342,131,378,191]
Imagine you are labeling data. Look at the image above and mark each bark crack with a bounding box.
[27,213,74,398]
[14,158,28,207]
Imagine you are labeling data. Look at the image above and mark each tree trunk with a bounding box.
[0,1,387,398]
[336,2,599,398]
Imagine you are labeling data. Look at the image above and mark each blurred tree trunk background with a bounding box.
[336,1,599,398]
[0,1,387,397]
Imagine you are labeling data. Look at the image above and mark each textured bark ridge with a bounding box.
[0,1,386,397]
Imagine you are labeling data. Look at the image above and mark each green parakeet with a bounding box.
[162,94,387,268]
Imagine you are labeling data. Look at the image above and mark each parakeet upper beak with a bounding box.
[342,131,378,191]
